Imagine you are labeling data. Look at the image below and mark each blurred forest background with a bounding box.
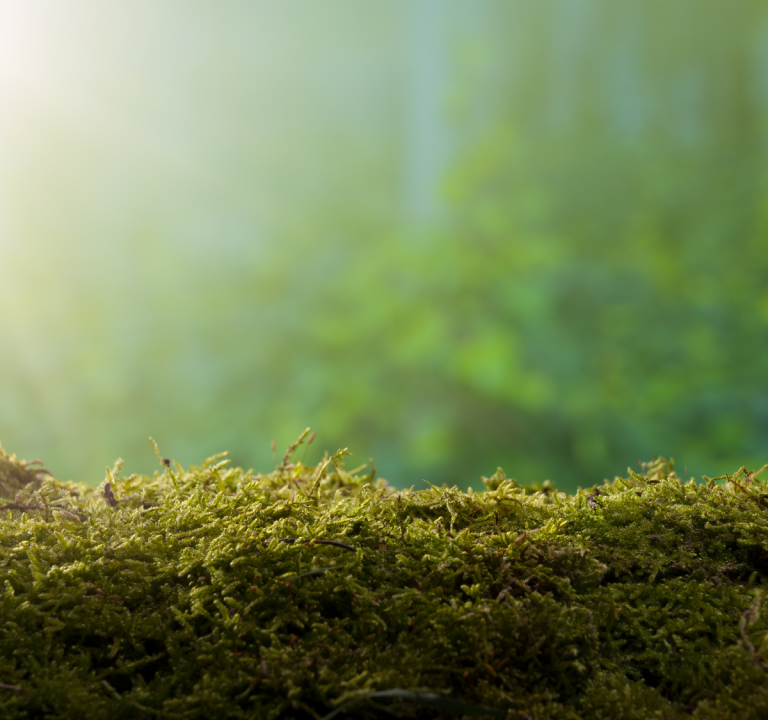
[1,0,767,492]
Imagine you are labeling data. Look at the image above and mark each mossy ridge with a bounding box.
[1,440,767,719]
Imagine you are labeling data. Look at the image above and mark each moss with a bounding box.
[0,437,767,719]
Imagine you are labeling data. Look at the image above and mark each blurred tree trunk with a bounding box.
[404,0,449,224]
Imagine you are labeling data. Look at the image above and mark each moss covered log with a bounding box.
[1,434,768,719]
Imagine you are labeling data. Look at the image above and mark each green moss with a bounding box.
[1,437,767,719]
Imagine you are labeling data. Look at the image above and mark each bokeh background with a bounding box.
[1,0,767,492]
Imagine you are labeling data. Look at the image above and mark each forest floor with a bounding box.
[1,435,767,719]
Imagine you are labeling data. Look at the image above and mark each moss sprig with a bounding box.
[1,439,767,718]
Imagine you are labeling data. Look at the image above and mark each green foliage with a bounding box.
[3,3,768,492]
[1,437,768,719]
[241,128,768,491]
